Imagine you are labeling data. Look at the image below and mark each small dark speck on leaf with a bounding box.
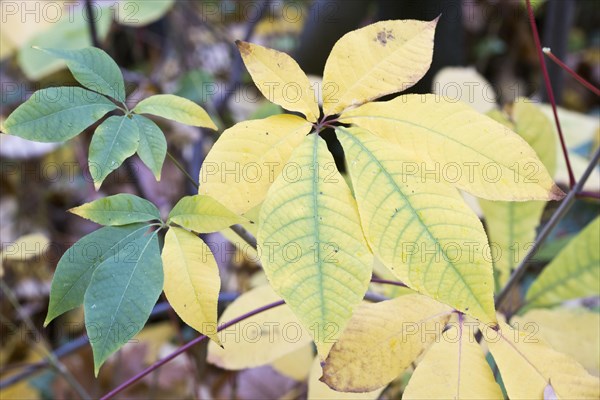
[374,28,395,46]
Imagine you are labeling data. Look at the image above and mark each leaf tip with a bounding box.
[236,40,251,57]
[549,184,566,201]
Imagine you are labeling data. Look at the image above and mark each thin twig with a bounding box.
[84,0,100,47]
[543,48,600,97]
[495,146,600,314]
[99,300,286,400]
[525,0,576,188]
[167,150,199,189]
[576,190,600,200]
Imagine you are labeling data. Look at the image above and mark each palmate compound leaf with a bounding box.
[236,41,320,122]
[168,195,245,233]
[339,94,564,202]
[132,94,217,130]
[88,115,140,189]
[3,87,118,142]
[133,115,167,180]
[69,193,161,226]
[84,226,163,375]
[36,47,127,102]
[199,114,312,215]
[403,316,503,399]
[525,216,600,308]
[479,99,557,289]
[321,294,452,392]
[257,133,373,358]
[45,223,153,325]
[336,127,496,324]
[512,308,600,375]
[161,227,220,342]
[482,320,600,399]
[322,19,437,116]
[207,285,313,370]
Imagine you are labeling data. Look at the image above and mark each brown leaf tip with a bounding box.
[236,40,251,56]
[549,184,566,201]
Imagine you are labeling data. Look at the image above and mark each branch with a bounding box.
[495,145,600,314]
[543,48,600,97]
[525,0,576,188]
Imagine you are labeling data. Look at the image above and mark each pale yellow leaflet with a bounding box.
[321,294,451,392]
[322,19,437,116]
[336,126,496,324]
[258,134,372,358]
[199,114,312,215]
[161,227,220,343]
[237,41,320,122]
[340,94,564,201]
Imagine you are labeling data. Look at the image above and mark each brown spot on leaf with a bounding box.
[236,40,251,56]
[374,29,395,46]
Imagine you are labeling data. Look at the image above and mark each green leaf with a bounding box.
[114,0,175,26]
[69,194,161,226]
[132,94,217,130]
[84,228,163,375]
[88,116,140,189]
[3,87,118,142]
[36,47,126,102]
[336,126,496,324]
[45,223,152,325]
[17,7,112,81]
[133,115,167,180]
[525,217,600,308]
[257,133,373,357]
[480,99,557,289]
[168,195,244,233]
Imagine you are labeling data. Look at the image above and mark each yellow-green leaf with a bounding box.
[69,193,160,226]
[339,94,564,201]
[258,134,372,357]
[403,317,503,399]
[525,217,600,308]
[512,308,600,375]
[162,227,220,343]
[133,94,217,129]
[480,99,557,288]
[322,19,437,116]
[168,195,245,233]
[237,41,319,122]
[207,285,312,369]
[336,126,496,324]
[199,114,312,215]
[482,320,600,400]
[321,294,452,392]
[308,357,384,400]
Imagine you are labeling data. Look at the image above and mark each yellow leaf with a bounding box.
[237,41,319,122]
[308,357,384,400]
[403,317,503,399]
[525,217,600,308]
[479,99,557,288]
[432,67,497,114]
[168,195,245,233]
[321,294,452,392]
[513,308,600,375]
[482,320,600,399]
[133,94,217,129]
[339,94,564,201]
[336,126,496,324]
[258,134,373,357]
[199,115,312,215]
[272,345,314,381]
[1,233,50,276]
[207,285,312,369]
[322,19,437,116]
[162,227,220,343]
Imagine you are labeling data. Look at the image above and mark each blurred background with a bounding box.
[1,0,599,398]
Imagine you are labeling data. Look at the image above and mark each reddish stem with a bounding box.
[525,0,576,188]
[370,277,408,288]
[100,300,285,400]
[576,190,600,200]
[543,49,600,97]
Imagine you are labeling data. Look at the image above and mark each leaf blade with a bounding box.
[237,41,319,122]
[133,94,217,129]
[133,115,167,180]
[168,195,245,233]
[69,194,161,226]
[322,19,437,115]
[3,87,117,142]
